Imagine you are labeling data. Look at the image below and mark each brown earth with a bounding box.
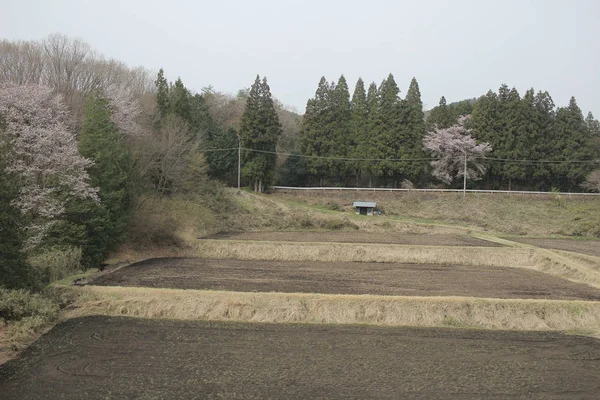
[202,231,502,246]
[90,258,600,300]
[1,316,599,399]
[509,237,600,257]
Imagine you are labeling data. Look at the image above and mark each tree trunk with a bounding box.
[259,178,263,193]
[369,173,372,188]
[508,177,512,191]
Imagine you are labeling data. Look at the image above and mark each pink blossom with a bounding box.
[423,119,492,184]
[0,84,98,245]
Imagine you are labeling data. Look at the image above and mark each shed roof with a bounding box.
[353,201,377,208]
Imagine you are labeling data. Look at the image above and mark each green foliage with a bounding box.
[427,96,455,130]
[29,246,82,284]
[207,127,238,183]
[0,288,59,323]
[470,85,595,191]
[349,78,369,184]
[154,68,170,122]
[0,140,39,290]
[239,75,282,192]
[71,93,132,266]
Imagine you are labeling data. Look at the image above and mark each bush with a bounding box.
[323,201,342,211]
[319,217,359,230]
[29,246,82,284]
[0,288,59,323]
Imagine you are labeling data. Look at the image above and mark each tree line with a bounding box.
[281,75,600,191]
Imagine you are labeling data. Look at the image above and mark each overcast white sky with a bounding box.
[1,0,599,115]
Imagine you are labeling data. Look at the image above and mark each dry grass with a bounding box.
[61,285,600,334]
[276,190,600,237]
[195,240,600,289]
[196,240,531,267]
[196,240,600,288]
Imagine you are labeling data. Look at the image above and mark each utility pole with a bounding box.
[237,141,241,190]
[463,150,467,197]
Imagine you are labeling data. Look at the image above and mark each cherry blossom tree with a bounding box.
[104,83,142,137]
[0,84,98,245]
[423,117,492,187]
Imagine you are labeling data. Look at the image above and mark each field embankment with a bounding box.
[59,285,600,333]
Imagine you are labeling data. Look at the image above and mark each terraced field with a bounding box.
[1,316,599,400]
[509,237,600,257]
[202,231,502,246]
[3,231,600,399]
[91,257,600,300]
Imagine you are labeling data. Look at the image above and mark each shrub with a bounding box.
[319,218,359,231]
[29,246,82,284]
[0,288,59,323]
[323,201,342,211]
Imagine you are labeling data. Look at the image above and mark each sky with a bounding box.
[1,0,599,115]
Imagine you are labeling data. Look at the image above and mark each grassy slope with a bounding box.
[273,190,600,238]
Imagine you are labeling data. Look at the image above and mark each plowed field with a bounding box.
[510,238,600,257]
[90,258,600,300]
[202,232,501,246]
[1,316,599,399]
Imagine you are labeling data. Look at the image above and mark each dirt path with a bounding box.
[1,316,599,399]
[509,237,600,257]
[202,231,502,246]
[90,257,600,300]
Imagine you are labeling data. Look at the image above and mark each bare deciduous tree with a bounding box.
[0,35,155,126]
[138,115,206,195]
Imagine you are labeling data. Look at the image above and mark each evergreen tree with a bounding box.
[404,77,427,179]
[239,75,282,192]
[531,90,556,184]
[300,77,332,184]
[370,73,401,184]
[498,86,525,189]
[552,97,595,188]
[154,68,170,120]
[50,92,132,266]
[349,77,368,185]
[170,77,192,125]
[471,90,499,187]
[427,96,454,130]
[328,75,351,181]
[207,127,239,183]
[585,112,600,137]
[364,82,379,186]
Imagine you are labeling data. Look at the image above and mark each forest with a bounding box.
[1,34,599,291]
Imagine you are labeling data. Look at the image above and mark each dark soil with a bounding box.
[510,238,600,257]
[1,316,599,399]
[202,231,502,246]
[90,258,600,300]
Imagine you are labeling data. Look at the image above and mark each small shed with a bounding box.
[353,201,377,216]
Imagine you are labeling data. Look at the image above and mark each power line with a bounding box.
[200,147,599,164]
[481,157,598,164]
[244,148,437,162]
